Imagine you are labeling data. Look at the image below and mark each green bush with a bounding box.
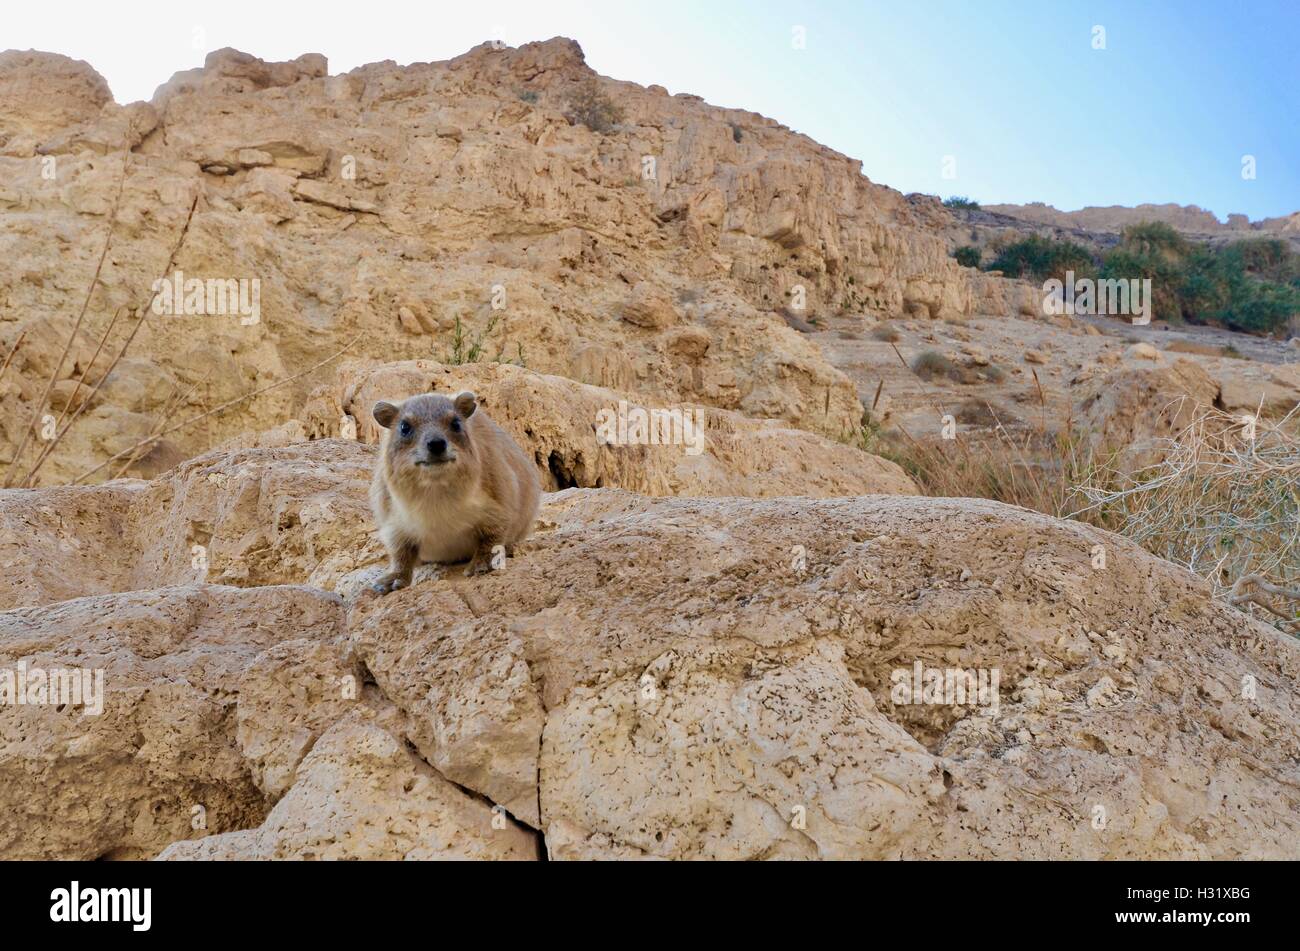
[953,245,982,268]
[1220,279,1300,334]
[943,196,981,211]
[1096,226,1300,334]
[1116,221,1190,258]
[987,235,1096,283]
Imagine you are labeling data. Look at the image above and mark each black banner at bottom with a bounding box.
[0,859,1286,938]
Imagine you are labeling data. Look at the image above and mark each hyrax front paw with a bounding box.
[465,543,507,577]
[464,556,492,577]
[369,572,410,595]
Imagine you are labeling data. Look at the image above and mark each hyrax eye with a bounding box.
[450,417,462,433]
[399,420,413,438]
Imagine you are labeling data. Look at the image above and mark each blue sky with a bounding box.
[11,0,1298,219]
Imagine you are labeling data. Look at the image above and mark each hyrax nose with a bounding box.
[427,436,448,457]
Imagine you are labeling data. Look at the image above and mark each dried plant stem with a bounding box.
[3,155,129,487]
[1229,574,1300,632]
[20,306,123,485]
[0,330,28,390]
[72,333,365,485]
[21,193,199,487]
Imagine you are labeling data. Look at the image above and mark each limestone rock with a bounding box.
[0,39,1018,481]
[1125,342,1163,362]
[622,282,679,329]
[0,583,346,859]
[1079,358,1220,465]
[313,359,919,497]
[2,442,1297,860]
[159,717,537,860]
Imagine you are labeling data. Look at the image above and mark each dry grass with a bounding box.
[1071,405,1299,628]
[859,355,1298,635]
[1163,339,1241,358]
[872,416,1114,521]
[910,350,960,382]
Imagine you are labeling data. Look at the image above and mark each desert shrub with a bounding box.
[1116,221,1190,258]
[445,313,525,366]
[1099,247,1186,323]
[1073,405,1299,627]
[564,78,625,133]
[1221,237,1298,282]
[987,235,1096,283]
[871,420,1113,522]
[910,350,957,381]
[943,196,981,211]
[953,245,982,268]
[1216,278,1300,334]
[871,325,901,342]
[955,400,1001,427]
[517,88,539,104]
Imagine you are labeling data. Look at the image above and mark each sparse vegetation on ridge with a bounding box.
[564,76,624,133]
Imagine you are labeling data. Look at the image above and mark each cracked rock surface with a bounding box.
[1,440,1296,859]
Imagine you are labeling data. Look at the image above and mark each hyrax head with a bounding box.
[374,392,479,483]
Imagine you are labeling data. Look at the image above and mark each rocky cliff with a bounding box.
[984,201,1300,236]
[0,40,1027,485]
[0,39,1297,862]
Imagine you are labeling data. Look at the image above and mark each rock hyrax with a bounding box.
[369,391,540,593]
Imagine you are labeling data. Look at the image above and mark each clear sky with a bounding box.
[6,0,1297,220]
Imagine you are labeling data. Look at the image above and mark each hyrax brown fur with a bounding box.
[368,391,541,594]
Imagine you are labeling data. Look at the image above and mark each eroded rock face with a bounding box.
[0,583,344,859]
[0,356,916,612]
[304,359,918,497]
[2,440,1295,860]
[367,489,1298,859]
[1078,358,1221,466]
[0,440,376,610]
[985,201,1300,236]
[0,51,113,153]
[0,39,1008,485]
[159,716,538,861]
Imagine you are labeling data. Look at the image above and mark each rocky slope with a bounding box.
[1,438,1297,859]
[0,40,1033,485]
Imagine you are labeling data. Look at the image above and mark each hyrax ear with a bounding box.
[373,400,401,429]
[453,391,477,419]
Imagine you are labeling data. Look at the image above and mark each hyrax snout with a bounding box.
[368,391,541,594]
